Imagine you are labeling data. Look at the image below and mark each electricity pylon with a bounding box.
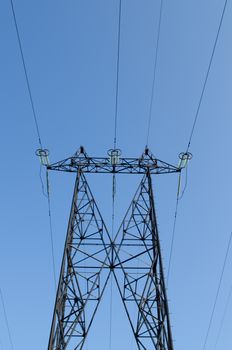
[45,146,180,350]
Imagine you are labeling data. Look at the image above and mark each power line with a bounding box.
[202,231,232,350]
[166,196,179,286]
[10,0,56,291]
[37,153,57,290]
[213,281,232,350]
[166,154,192,285]
[113,0,122,149]
[168,0,228,285]
[46,170,57,289]
[110,1,122,343]
[0,288,15,350]
[146,0,164,147]
[9,0,43,149]
[186,0,228,152]
[166,172,181,285]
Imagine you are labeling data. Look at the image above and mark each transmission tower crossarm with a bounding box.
[46,147,180,175]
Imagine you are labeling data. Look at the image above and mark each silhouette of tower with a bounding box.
[46,147,179,350]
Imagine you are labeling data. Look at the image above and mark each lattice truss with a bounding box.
[48,164,174,350]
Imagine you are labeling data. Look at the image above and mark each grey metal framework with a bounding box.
[46,146,180,175]
[47,147,179,350]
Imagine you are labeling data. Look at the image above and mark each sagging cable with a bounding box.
[36,149,57,289]
[167,152,192,285]
[46,169,57,289]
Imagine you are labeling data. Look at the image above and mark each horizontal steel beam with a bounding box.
[46,147,180,175]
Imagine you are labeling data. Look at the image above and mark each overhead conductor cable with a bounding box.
[9,0,43,149]
[113,0,122,150]
[202,232,232,350]
[186,0,228,152]
[213,279,232,349]
[167,0,228,284]
[0,288,14,350]
[146,0,163,147]
[110,1,122,349]
[9,0,57,289]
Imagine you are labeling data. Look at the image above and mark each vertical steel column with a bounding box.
[112,172,174,350]
[48,171,112,350]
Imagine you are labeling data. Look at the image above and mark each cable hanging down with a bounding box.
[46,169,57,288]
[166,195,179,286]
[166,152,192,285]
[36,150,57,289]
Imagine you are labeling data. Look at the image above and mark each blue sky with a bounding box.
[0,0,232,349]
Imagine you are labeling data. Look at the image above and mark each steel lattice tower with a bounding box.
[45,146,180,350]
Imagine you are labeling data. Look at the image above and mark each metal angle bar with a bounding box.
[71,246,111,266]
[111,172,173,349]
[48,171,113,350]
[79,271,112,350]
[111,175,149,264]
[46,147,180,175]
[56,234,111,348]
[112,245,158,348]
[112,269,142,349]
[73,243,153,247]
[147,171,174,350]
[113,247,153,268]
[73,266,151,271]
[48,172,81,350]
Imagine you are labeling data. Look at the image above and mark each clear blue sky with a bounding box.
[0,0,232,349]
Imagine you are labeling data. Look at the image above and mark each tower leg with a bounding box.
[48,172,112,350]
[112,172,174,350]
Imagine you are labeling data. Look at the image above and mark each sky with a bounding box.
[0,0,232,349]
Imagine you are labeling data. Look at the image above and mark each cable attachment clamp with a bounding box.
[36,149,50,166]
[178,152,192,169]
[108,149,121,165]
